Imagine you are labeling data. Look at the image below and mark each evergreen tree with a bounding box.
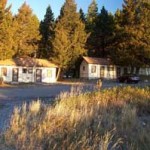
[79,8,86,23]
[14,2,41,57]
[112,0,140,68]
[57,4,65,20]
[112,0,150,70]
[86,0,98,56]
[86,0,98,31]
[91,6,115,57]
[52,0,88,79]
[0,0,14,60]
[111,9,124,64]
[38,5,55,58]
[137,0,150,65]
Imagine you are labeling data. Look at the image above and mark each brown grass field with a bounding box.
[0,86,150,150]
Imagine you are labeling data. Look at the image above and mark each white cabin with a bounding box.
[80,56,117,79]
[80,56,150,80]
[0,57,58,83]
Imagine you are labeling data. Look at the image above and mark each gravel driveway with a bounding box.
[0,84,73,132]
[0,83,95,132]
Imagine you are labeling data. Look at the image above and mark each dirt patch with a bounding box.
[0,83,14,88]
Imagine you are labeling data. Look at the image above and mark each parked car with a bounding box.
[63,70,74,78]
[63,73,73,78]
[117,74,140,83]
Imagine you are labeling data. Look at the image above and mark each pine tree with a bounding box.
[86,0,98,32]
[0,0,14,60]
[110,9,124,64]
[14,2,41,57]
[112,0,150,71]
[57,4,65,20]
[137,0,150,65]
[92,6,115,57]
[38,5,55,58]
[86,0,98,56]
[52,0,88,79]
[79,8,86,23]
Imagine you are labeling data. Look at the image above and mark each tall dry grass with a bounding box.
[0,86,150,150]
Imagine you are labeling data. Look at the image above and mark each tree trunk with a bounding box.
[56,67,62,81]
[56,68,65,81]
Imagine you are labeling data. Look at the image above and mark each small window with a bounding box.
[108,66,114,71]
[91,65,96,73]
[47,70,52,77]
[83,66,85,71]
[2,67,7,76]
[22,68,27,73]
[28,69,33,74]
[100,66,105,78]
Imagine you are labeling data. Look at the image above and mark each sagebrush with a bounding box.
[0,86,150,150]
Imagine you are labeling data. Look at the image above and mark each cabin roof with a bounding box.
[83,56,112,65]
[0,57,57,67]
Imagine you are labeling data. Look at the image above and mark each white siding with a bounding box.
[139,68,150,75]
[41,67,57,83]
[18,67,34,83]
[80,61,89,78]
[0,66,13,82]
[106,66,117,79]
[88,64,100,79]
[88,65,117,79]
[0,65,57,83]
[80,61,117,80]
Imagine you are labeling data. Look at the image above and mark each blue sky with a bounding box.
[7,0,123,21]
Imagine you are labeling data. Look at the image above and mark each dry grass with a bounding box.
[0,82,14,88]
[0,86,150,150]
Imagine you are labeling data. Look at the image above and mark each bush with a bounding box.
[0,86,150,150]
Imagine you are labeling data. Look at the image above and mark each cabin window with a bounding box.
[28,68,33,74]
[83,66,85,71]
[22,68,27,73]
[47,70,52,77]
[100,66,105,78]
[108,66,114,71]
[91,65,96,73]
[1,67,7,76]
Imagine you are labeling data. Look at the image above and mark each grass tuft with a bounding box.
[0,86,150,150]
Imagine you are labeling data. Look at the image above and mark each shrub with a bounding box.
[0,86,150,150]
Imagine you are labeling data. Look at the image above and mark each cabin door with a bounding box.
[100,66,105,78]
[36,69,42,82]
[117,67,121,77]
[12,68,19,82]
